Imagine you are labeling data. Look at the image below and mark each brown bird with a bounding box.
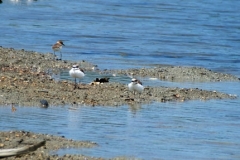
[52,40,65,60]
[11,104,17,112]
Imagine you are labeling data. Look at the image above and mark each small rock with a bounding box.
[40,99,49,108]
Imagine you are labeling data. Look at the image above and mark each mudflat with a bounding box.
[0,47,239,159]
[0,47,238,107]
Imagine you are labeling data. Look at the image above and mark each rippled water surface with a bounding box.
[1,0,240,159]
[1,96,240,159]
[1,0,240,74]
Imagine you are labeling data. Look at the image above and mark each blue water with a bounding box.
[1,98,240,159]
[0,0,240,159]
[1,0,240,74]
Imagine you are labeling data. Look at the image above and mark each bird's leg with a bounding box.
[60,51,62,60]
[77,79,80,89]
[53,51,58,61]
[74,78,77,89]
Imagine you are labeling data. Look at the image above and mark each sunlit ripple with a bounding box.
[9,0,35,5]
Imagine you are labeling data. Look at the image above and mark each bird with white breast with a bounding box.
[69,65,85,89]
[52,40,65,60]
[128,78,144,98]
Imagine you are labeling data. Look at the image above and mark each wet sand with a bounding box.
[0,47,239,159]
[0,47,238,107]
[0,131,100,160]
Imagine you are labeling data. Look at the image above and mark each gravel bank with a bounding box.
[103,66,240,82]
[0,47,238,107]
[0,47,239,159]
[0,130,101,160]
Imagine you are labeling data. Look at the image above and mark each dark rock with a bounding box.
[40,99,49,108]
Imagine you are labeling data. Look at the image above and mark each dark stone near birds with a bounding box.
[125,98,134,102]
[40,99,49,108]
[94,77,110,83]
[94,78,100,82]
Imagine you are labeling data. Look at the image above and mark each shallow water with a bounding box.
[1,0,240,159]
[1,97,240,159]
[1,0,240,75]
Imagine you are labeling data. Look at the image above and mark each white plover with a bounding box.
[69,65,85,89]
[128,78,144,97]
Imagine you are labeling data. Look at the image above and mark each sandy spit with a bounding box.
[0,46,239,160]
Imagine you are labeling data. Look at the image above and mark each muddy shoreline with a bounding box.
[0,46,239,159]
[0,47,239,107]
[0,131,101,160]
